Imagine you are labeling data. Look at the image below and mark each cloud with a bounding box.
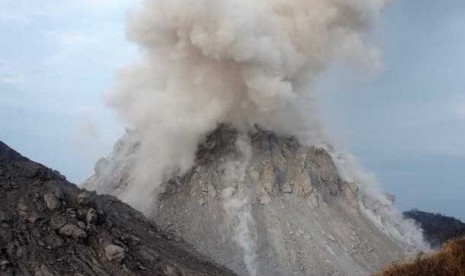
[106,0,387,211]
[0,0,137,23]
[40,31,101,68]
[0,74,25,85]
[79,0,135,9]
[454,101,465,120]
[57,32,98,47]
[0,1,66,21]
[0,10,28,21]
[0,65,26,86]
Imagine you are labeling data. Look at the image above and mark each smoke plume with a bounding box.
[106,0,387,211]
[329,149,429,249]
[221,136,258,276]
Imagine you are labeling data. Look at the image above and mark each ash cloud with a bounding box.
[106,0,387,211]
[221,135,258,276]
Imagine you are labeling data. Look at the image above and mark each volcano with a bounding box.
[84,126,427,276]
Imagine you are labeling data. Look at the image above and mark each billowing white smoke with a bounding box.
[328,149,430,249]
[106,0,387,211]
[221,136,258,276]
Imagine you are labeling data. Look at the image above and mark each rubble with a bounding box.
[59,223,87,240]
[105,244,125,263]
[84,125,421,276]
[0,140,235,276]
[44,192,60,211]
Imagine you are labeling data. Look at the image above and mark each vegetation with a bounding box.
[377,237,465,276]
[404,209,465,248]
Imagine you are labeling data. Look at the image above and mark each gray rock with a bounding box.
[282,182,293,193]
[44,234,65,249]
[28,212,43,224]
[258,193,272,205]
[86,208,98,225]
[59,223,87,240]
[104,244,125,263]
[163,265,182,276]
[1,260,10,271]
[35,264,56,276]
[326,234,337,242]
[10,182,19,190]
[77,192,91,206]
[17,200,28,214]
[53,187,65,200]
[77,221,86,230]
[0,211,11,224]
[44,193,60,211]
[50,215,67,230]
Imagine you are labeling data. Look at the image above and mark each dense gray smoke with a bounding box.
[329,149,429,249]
[106,0,387,211]
[221,136,258,276]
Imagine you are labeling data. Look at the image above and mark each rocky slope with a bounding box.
[85,126,426,276]
[404,209,465,248]
[0,141,235,276]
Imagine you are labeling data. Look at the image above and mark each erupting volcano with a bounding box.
[82,0,428,275]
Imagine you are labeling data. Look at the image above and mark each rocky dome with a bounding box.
[85,126,427,276]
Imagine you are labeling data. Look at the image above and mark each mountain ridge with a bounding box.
[0,140,235,276]
[404,209,465,248]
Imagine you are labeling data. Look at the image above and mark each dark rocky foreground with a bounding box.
[0,141,235,276]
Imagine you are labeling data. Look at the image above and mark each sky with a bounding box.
[1,1,464,220]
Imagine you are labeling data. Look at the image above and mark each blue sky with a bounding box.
[322,0,465,220]
[0,0,137,183]
[1,1,464,219]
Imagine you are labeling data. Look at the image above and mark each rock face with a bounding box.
[0,141,235,276]
[85,126,426,276]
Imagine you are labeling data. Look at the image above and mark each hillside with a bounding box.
[0,141,235,276]
[404,209,465,248]
[85,125,426,276]
[377,237,465,276]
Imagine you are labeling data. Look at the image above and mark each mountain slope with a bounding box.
[404,209,465,248]
[0,141,235,276]
[85,126,426,276]
[377,237,465,276]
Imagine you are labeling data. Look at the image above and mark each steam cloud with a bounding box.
[221,136,258,276]
[106,0,387,211]
[329,150,429,249]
